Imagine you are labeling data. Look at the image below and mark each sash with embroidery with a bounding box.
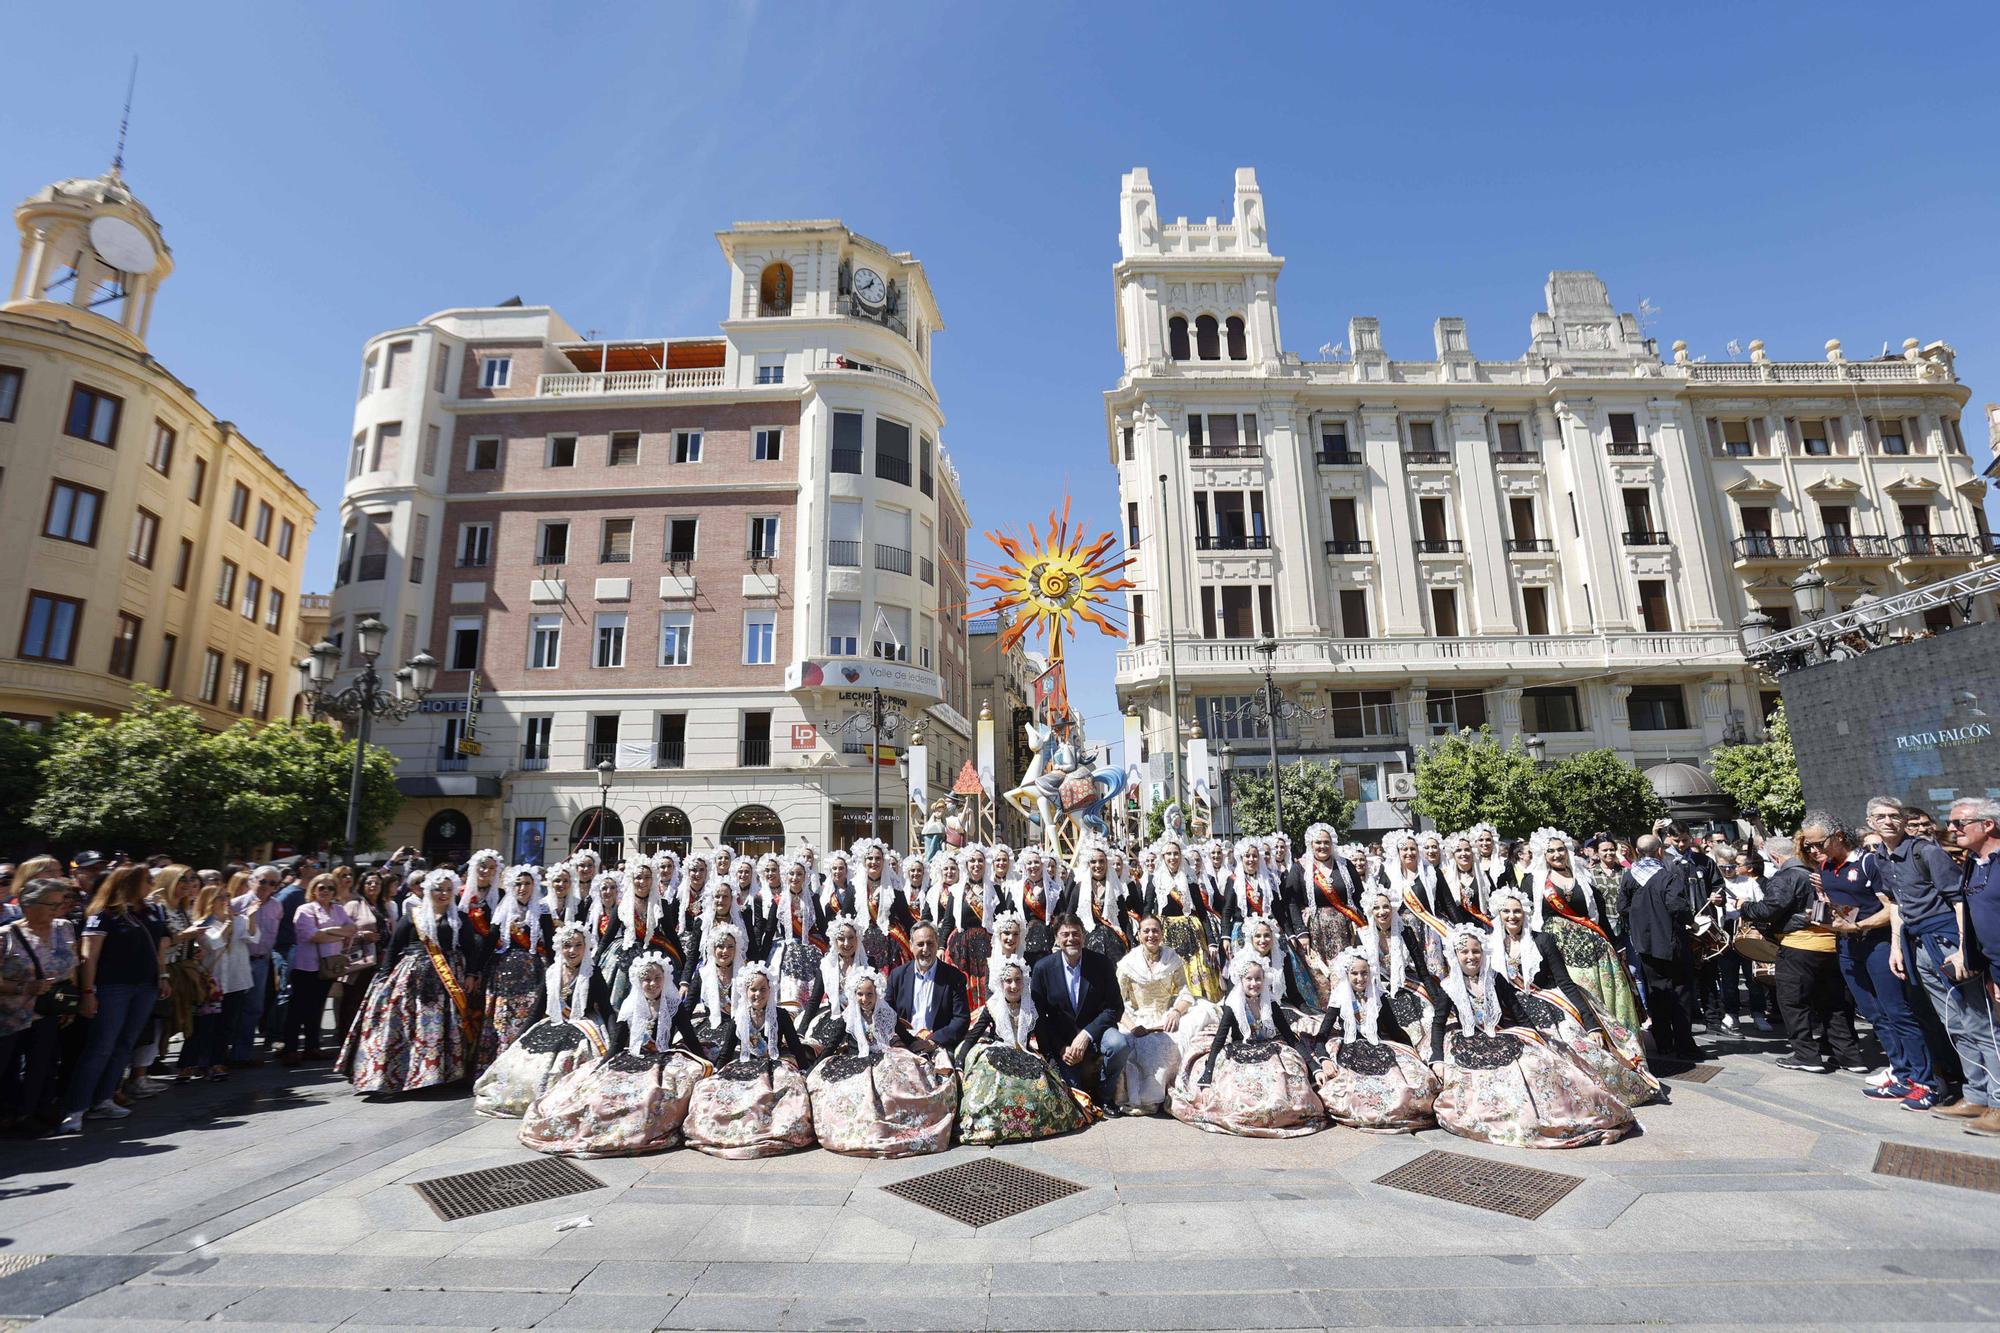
[420,931,478,1052]
[1311,862,1365,928]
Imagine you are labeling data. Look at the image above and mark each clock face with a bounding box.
[853,267,886,306]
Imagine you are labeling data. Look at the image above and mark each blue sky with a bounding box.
[6,4,1998,742]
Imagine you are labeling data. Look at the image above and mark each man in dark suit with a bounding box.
[1619,834,1704,1059]
[1030,913,1127,1098]
[885,921,969,1057]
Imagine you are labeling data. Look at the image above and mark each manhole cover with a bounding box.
[1873,1142,2000,1194]
[1374,1149,1584,1220]
[883,1157,1083,1227]
[412,1157,606,1221]
[0,1255,46,1279]
[1651,1060,1725,1084]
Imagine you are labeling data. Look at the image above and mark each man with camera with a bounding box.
[1741,821,1868,1074]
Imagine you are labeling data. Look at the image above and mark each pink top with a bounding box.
[290,901,353,972]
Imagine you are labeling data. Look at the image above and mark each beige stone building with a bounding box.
[0,166,314,730]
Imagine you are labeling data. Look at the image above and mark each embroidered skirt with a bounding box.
[476,949,545,1074]
[1434,1029,1635,1149]
[1110,1027,1183,1114]
[771,938,824,1012]
[945,928,993,1009]
[1170,1040,1326,1138]
[957,1043,1093,1145]
[1314,1037,1438,1134]
[472,1017,606,1118]
[336,949,470,1096]
[1296,909,1360,1009]
[519,1049,709,1157]
[807,1047,956,1157]
[1163,915,1223,1003]
[684,1058,816,1159]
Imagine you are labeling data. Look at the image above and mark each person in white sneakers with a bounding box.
[58,865,170,1133]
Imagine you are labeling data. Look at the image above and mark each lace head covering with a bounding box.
[984,955,1038,1049]
[492,865,548,947]
[618,951,680,1053]
[819,913,861,1005]
[616,861,667,943]
[543,861,579,921]
[1484,884,1544,986]
[412,868,463,943]
[698,921,748,1018]
[731,961,781,1058]
[675,852,714,933]
[1303,822,1340,862]
[546,921,595,1020]
[1224,949,1275,1037]
[1525,827,1588,926]
[1230,838,1280,918]
[1241,912,1281,966]
[1357,885,1411,993]
[1070,836,1111,930]
[841,965,897,1057]
[1328,944,1380,1044]
[1146,834,1192,915]
[587,870,625,935]
[1441,923,1501,1039]
[989,910,1027,967]
[1379,829,1420,894]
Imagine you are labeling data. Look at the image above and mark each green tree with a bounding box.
[1412,727,1550,838]
[0,720,52,856]
[1710,702,1805,832]
[1229,761,1355,850]
[29,689,233,861]
[1534,748,1663,838]
[208,717,403,856]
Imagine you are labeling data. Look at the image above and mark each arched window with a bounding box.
[722,804,785,859]
[1194,315,1221,361]
[571,807,625,862]
[639,806,692,858]
[422,809,472,868]
[1226,316,1248,361]
[759,262,794,316]
[1167,315,1190,361]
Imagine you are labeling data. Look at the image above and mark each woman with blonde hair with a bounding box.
[176,878,245,1082]
[284,873,356,1065]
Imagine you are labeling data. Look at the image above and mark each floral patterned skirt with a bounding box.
[1164,916,1222,1003]
[946,929,993,1009]
[860,924,911,974]
[1548,919,1644,1033]
[472,1017,606,1118]
[1523,989,1659,1109]
[957,1043,1093,1144]
[1435,1029,1635,1149]
[519,1049,710,1157]
[771,939,824,1012]
[337,949,471,1096]
[1170,1040,1327,1138]
[476,950,545,1074]
[1084,922,1129,967]
[1111,1028,1184,1113]
[807,1047,956,1157]
[1315,1037,1438,1134]
[1297,909,1360,1009]
[684,1058,816,1159]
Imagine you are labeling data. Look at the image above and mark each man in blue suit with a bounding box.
[885,921,970,1058]
[1030,913,1128,1100]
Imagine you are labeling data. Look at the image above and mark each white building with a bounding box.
[1107,167,1991,833]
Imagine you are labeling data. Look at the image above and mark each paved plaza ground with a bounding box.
[4,1032,2000,1331]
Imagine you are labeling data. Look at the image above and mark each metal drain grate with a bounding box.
[883,1157,1084,1227]
[412,1157,606,1221]
[0,1254,47,1279]
[1374,1149,1585,1220]
[1651,1060,1725,1084]
[1873,1142,2000,1194]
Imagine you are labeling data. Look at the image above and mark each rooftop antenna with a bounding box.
[111,57,137,176]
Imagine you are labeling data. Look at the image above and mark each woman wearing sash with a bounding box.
[476,865,554,1073]
[604,863,682,1012]
[1358,886,1441,1038]
[584,871,621,968]
[727,857,758,930]
[1289,824,1362,1009]
[1074,840,1130,964]
[986,845,1017,917]
[900,854,931,939]
[520,952,706,1156]
[943,844,994,1003]
[759,856,822,1012]
[1313,945,1438,1133]
[1013,846,1057,965]
[1429,924,1635,1149]
[1236,914,1318,1019]
[675,853,715,967]
[463,849,506,918]
[651,849,683,926]
[1522,829,1643,1033]
[689,922,747,1064]
[955,955,1094,1143]
[818,849,859,919]
[684,961,817,1158]
[801,914,862,1054]
[1487,885,1657,1109]
[1148,836,1224,1003]
[1441,833,1494,927]
[1111,915,1198,1114]
[806,966,956,1157]
[474,921,610,1116]
[339,868,481,1095]
[1172,953,1325,1137]
[542,861,581,925]
[853,850,913,973]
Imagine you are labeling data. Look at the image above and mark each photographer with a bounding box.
[1742,825,1867,1074]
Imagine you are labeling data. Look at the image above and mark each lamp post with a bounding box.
[1524,733,1547,768]
[593,759,614,861]
[1230,639,1329,851]
[298,617,437,863]
[1791,568,1828,622]
[834,688,903,841]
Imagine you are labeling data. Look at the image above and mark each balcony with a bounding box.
[1505,537,1554,553]
[1607,442,1654,457]
[586,743,619,767]
[533,367,726,397]
[1415,538,1463,554]
[519,752,549,772]
[1404,450,1450,465]
[876,543,913,575]
[1731,535,1814,562]
[1324,539,1374,556]
[828,539,861,568]
[1116,630,1747,680]
[831,448,863,474]
[920,557,934,585]
[435,747,469,773]
[1494,450,1540,464]
[1188,444,1261,460]
[1622,530,1670,547]
[1316,450,1363,466]
[356,552,388,582]
[600,550,632,565]
[658,740,685,769]
[876,456,912,486]
[741,738,772,768]
[1194,534,1271,551]
[1898,532,1979,559]
[1818,533,1895,560]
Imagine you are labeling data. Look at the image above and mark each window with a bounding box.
[382,340,409,389]
[529,614,561,669]
[456,522,491,568]
[829,499,863,566]
[147,420,175,474]
[755,359,785,385]
[609,431,640,466]
[831,412,864,473]
[157,633,177,690]
[1608,412,1640,445]
[828,600,861,655]
[1127,501,1140,547]
[422,424,441,475]
[198,648,223,703]
[1194,314,1220,360]
[1418,497,1449,544]
[1330,689,1395,739]
[1522,686,1584,733]
[1202,585,1256,639]
[754,428,783,461]
[469,437,500,470]
[359,352,377,398]
[448,617,482,671]
[64,384,122,446]
[873,604,910,662]
[1225,315,1248,360]
[741,711,772,767]
[434,345,452,393]
[665,518,697,563]
[660,611,693,666]
[241,574,262,621]
[1877,418,1909,455]
[128,507,159,567]
[1132,593,1147,645]
[744,611,776,664]
[1797,418,1831,456]
[1628,684,1689,731]
[1430,588,1459,636]
[1622,488,1657,540]
[1427,689,1486,733]
[349,432,367,479]
[1509,497,1538,544]
[1637,579,1672,632]
[1522,585,1551,635]
[673,430,702,464]
[1168,316,1191,361]
[1496,421,1525,453]
[371,422,402,472]
[875,419,911,484]
[594,612,627,668]
[1899,503,1931,535]
[537,521,569,565]
[43,480,103,545]
[250,500,273,545]
[275,518,295,561]
[228,482,250,528]
[1328,498,1363,548]
[189,456,207,504]
[543,434,577,468]
[266,589,284,632]
[408,513,429,583]
[108,612,141,679]
[1408,420,1438,453]
[226,660,248,713]
[0,366,20,422]
[252,670,272,721]
[1122,425,1135,462]
[522,715,553,766]
[875,503,912,574]
[174,537,193,590]
[1720,420,1753,457]
[748,515,779,559]
[656,714,687,769]
[479,356,511,389]
[920,434,935,496]
[1339,589,1370,637]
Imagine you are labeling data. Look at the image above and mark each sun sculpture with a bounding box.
[967,499,1136,855]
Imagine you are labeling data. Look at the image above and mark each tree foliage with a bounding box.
[208,717,402,855]
[0,721,52,855]
[1229,761,1356,851]
[1537,748,1664,838]
[1412,728,1550,838]
[1709,702,1805,832]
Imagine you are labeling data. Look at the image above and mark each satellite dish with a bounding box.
[88,215,156,275]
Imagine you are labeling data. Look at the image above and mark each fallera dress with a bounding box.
[1171,1000,1326,1138]
[806,1007,956,1157]
[471,963,609,1117]
[1111,946,1194,1113]
[682,1008,817,1158]
[338,917,481,1096]
[518,1001,709,1157]
[953,1001,1094,1144]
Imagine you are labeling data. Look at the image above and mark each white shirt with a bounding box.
[911,963,936,1028]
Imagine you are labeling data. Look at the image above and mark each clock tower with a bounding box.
[7,165,172,352]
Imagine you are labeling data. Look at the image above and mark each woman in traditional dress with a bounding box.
[1111,915,1200,1114]
[675,852,714,965]
[853,850,912,973]
[652,849,683,928]
[1013,846,1056,963]
[339,868,481,1095]
[683,962,817,1158]
[584,871,622,966]
[1356,885,1442,1038]
[900,854,931,937]
[604,862,682,1010]
[1520,829,1643,1033]
[689,922,747,1064]
[1148,837,1224,1003]
[818,849,859,919]
[1073,841,1130,963]
[543,861,581,925]
[1441,834,1493,927]
[1172,954,1325,1137]
[806,966,956,1157]
[760,856,822,1011]
[474,921,610,1116]
[987,911,1029,983]
[943,845,993,1003]
[520,952,707,1157]
[1287,824,1360,1008]
[955,956,1093,1143]
[569,849,602,910]
[463,849,506,917]
[1219,839,1281,946]
[1381,830,1464,932]
[1312,945,1438,1133]
[476,865,553,1073]
[1486,885,1657,1109]
[801,914,862,1053]
[927,850,967,936]
[1236,914,1318,1018]
[1428,924,1635,1149]
[985,845,1018,920]
[727,857,758,931]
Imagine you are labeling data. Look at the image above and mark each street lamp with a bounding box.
[1737,608,1774,658]
[1227,639,1328,852]
[1524,734,1547,767]
[592,759,615,862]
[832,688,903,841]
[1791,568,1828,622]
[299,619,438,862]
